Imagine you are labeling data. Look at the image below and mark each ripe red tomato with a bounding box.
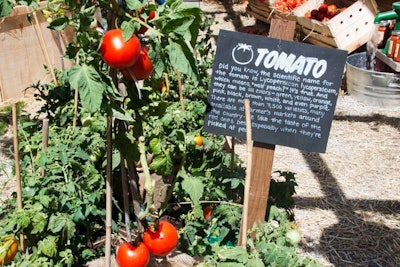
[142,221,178,257]
[99,29,141,69]
[121,46,153,81]
[116,242,150,267]
[203,205,213,220]
[136,10,156,35]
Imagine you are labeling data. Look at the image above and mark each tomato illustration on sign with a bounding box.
[231,43,253,65]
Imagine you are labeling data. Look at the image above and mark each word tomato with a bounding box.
[142,221,178,257]
[116,242,150,267]
[121,46,153,81]
[99,29,141,69]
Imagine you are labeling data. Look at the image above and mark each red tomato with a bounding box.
[287,0,298,9]
[136,10,156,34]
[121,46,153,81]
[99,29,141,69]
[203,205,213,220]
[116,242,150,267]
[142,221,178,257]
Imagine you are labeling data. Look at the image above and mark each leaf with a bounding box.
[38,236,58,257]
[31,212,48,234]
[164,16,195,40]
[218,246,248,262]
[149,138,162,155]
[149,154,173,175]
[181,176,204,205]
[0,0,13,17]
[121,21,138,42]
[246,258,265,267]
[125,0,145,12]
[166,39,199,84]
[68,65,105,113]
[48,15,69,31]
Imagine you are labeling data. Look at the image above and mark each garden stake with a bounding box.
[12,103,25,251]
[177,71,185,111]
[164,73,170,92]
[105,116,113,267]
[240,99,253,247]
[30,7,58,86]
[72,87,79,128]
[120,156,132,242]
[40,118,49,176]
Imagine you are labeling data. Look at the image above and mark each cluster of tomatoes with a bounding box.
[304,3,344,21]
[272,0,306,13]
[99,11,156,81]
[116,221,179,267]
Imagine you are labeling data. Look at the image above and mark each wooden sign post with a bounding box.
[245,19,295,236]
[204,25,348,239]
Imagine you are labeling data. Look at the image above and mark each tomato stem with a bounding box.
[138,136,156,219]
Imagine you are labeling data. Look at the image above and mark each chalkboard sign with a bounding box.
[203,30,348,153]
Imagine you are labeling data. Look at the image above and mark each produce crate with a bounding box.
[296,0,378,53]
[246,0,304,24]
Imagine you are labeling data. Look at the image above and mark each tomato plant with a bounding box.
[136,10,156,34]
[99,29,141,69]
[142,221,178,257]
[0,237,18,265]
[116,242,150,267]
[121,46,153,80]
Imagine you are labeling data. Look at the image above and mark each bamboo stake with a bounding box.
[230,137,235,173]
[105,116,113,267]
[41,118,49,177]
[240,99,253,247]
[31,8,58,86]
[72,87,79,128]
[12,103,25,251]
[177,71,185,111]
[120,154,131,241]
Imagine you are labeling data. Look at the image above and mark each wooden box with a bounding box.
[296,0,378,53]
[0,4,73,103]
[246,0,305,24]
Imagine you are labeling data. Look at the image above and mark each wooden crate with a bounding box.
[296,0,378,53]
[0,4,74,102]
[246,0,302,24]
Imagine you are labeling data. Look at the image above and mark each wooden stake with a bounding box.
[72,87,79,128]
[31,8,58,86]
[177,71,185,111]
[41,118,49,177]
[105,116,113,267]
[12,103,25,251]
[240,99,253,247]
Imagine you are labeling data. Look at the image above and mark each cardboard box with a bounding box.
[296,0,378,53]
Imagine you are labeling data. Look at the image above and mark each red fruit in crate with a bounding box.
[317,12,326,21]
[310,9,319,19]
[327,4,337,14]
[318,3,328,14]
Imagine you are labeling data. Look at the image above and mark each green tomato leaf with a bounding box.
[68,65,105,113]
[121,21,138,42]
[125,0,145,12]
[38,236,58,257]
[48,15,69,31]
[0,0,13,17]
[181,176,203,206]
[164,16,194,40]
[166,39,199,84]
[149,138,162,155]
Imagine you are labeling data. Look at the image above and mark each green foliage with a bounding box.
[197,206,324,267]
[0,121,107,265]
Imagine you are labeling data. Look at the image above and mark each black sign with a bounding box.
[204,30,347,153]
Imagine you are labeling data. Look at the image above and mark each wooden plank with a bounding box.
[0,5,74,102]
[242,18,295,233]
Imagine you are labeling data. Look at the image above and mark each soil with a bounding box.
[1,1,400,266]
